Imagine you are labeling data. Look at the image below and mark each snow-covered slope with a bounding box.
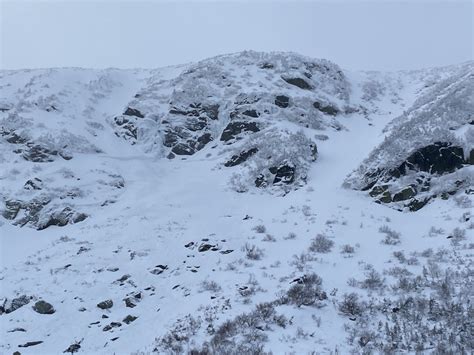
[1,52,472,354]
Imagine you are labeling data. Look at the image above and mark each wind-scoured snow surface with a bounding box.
[1,52,473,354]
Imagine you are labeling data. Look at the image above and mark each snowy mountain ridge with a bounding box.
[1,51,473,354]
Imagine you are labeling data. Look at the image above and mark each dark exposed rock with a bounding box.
[259,62,274,69]
[313,101,339,116]
[469,149,474,165]
[169,103,219,120]
[282,77,312,90]
[242,109,259,118]
[171,143,195,156]
[197,133,213,149]
[19,341,43,348]
[123,315,138,324]
[364,142,469,211]
[198,243,214,252]
[8,197,51,227]
[184,118,207,132]
[255,174,267,188]
[97,300,113,310]
[103,322,122,331]
[272,162,296,184]
[8,327,26,332]
[2,200,22,220]
[32,300,55,314]
[63,341,81,354]
[123,107,144,118]
[114,116,138,141]
[392,186,417,202]
[149,265,168,275]
[369,185,388,197]
[220,121,259,142]
[59,151,73,161]
[22,144,58,162]
[391,142,464,177]
[24,178,43,191]
[0,295,31,314]
[378,191,392,204]
[275,95,289,108]
[123,292,142,308]
[5,131,28,144]
[224,148,258,167]
[203,104,219,120]
[407,198,430,211]
[37,207,87,230]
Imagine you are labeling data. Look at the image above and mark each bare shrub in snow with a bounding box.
[361,268,385,290]
[242,243,264,260]
[454,195,472,209]
[428,226,444,237]
[340,244,355,256]
[379,225,401,245]
[262,234,276,242]
[229,173,249,193]
[339,293,365,317]
[284,232,297,240]
[282,273,327,307]
[290,252,317,272]
[200,280,222,293]
[253,224,266,233]
[192,302,287,354]
[159,314,201,353]
[309,234,334,253]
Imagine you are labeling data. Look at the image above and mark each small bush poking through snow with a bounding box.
[200,280,222,293]
[282,273,327,307]
[428,226,444,237]
[262,234,276,242]
[253,224,266,233]
[361,268,385,290]
[379,225,401,245]
[242,243,264,260]
[309,234,334,253]
[284,232,297,240]
[340,244,355,255]
[191,302,287,354]
[338,293,364,317]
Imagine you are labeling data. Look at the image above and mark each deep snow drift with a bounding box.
[1,51,473,354]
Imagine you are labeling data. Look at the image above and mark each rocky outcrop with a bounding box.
[220,121,260,142]
[2,197,87,230]
[361,142,472,211]
[32,300,55,314]
[224,148,258,167]
[313,101,339,116]
[0,295,32,314]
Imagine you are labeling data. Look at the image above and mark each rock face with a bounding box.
[38,207,88,230]
[389,142,465,177]
[2,197,87,230]
[361,142,472,211]
[346,63,474,211]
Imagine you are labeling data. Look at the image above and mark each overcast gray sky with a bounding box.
[1,1,472,71]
